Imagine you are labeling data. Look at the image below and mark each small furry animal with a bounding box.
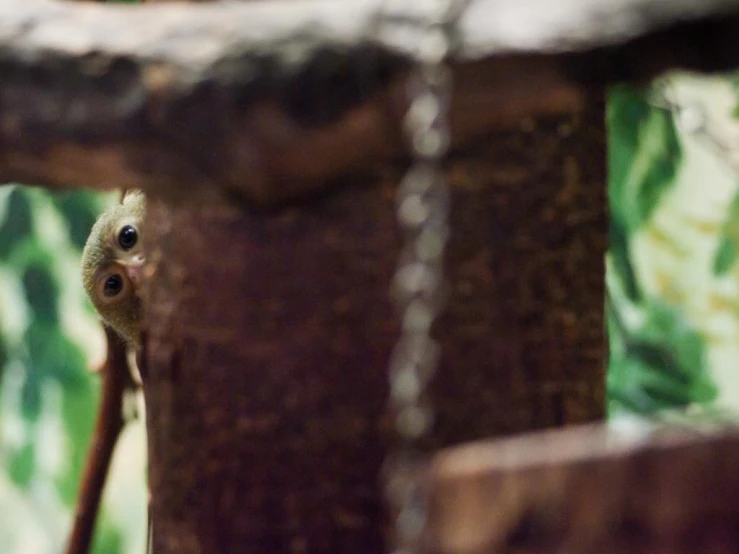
[81,190,146,347]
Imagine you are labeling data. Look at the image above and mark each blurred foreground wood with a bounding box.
[428,421,739,554]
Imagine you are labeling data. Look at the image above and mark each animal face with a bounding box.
[81,191,146,346]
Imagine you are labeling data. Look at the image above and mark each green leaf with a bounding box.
[608,85,651,219]
[607,84,681,230]
[49,190,104,251]
[713,236,735,275]
[607,300,717,415]
[713,190,739,275]
[22,259,60,324]
[0,334,7,391]
[20,368,42,421]
[608,216,641,302]
[0,188,33,261]
[636,108,681,222]
[24,321,88,387]
[8,443,34,488]
[57,379,97,506]
[92,519,124,554]
[610,356,689,412]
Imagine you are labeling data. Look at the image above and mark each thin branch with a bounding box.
[1,0,739,206]
[65,326,131,554]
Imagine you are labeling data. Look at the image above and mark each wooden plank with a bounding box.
[1,0,739,205]
[427,420,739,554]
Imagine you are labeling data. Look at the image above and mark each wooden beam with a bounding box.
[427,420,739,554]
[1,0,739,205]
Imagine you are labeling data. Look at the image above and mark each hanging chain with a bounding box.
[381,2,465,553]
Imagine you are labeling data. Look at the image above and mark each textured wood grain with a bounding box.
[1,0,739,205]
[427,421,739,554]
[141,94,606,553]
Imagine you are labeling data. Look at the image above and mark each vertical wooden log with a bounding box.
[142,94,606,553]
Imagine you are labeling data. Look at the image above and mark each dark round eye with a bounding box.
[118,225,137,250]
[103,274,124,297]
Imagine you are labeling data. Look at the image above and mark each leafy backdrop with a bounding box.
[0,187,147,554]
[608,73,739,415]
[2,73,739,552]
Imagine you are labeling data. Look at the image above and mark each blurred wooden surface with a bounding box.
[428,420,739,554]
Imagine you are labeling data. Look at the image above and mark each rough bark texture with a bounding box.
[427,421,739,554]
[1,0,739,204]
[141,93,606,553]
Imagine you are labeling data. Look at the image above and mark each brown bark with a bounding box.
[141,93,606,553]
[65,327,130,554]
[427,421,739,554]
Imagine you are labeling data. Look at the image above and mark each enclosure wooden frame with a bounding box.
[1,0,739,205]
[3,0,739,553]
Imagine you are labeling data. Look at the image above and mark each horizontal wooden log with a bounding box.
[1,0,739,205]
[427,420,739,554]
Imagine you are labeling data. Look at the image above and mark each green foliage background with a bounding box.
[2,72,739,553]
[608,73,739,417]
[0,188,147,554]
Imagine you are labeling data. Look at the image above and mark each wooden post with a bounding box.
[141,95,607,553]
[427,422,739,554]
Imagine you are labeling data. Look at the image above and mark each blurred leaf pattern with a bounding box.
[607,73,739,416]
[0,186,147,554]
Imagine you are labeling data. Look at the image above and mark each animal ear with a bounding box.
[120,188,144,204]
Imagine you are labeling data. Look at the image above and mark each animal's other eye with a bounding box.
[118,225,137,250]
[103,274,124,297]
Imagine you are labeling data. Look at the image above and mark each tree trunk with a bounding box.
[141,93,607,554]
